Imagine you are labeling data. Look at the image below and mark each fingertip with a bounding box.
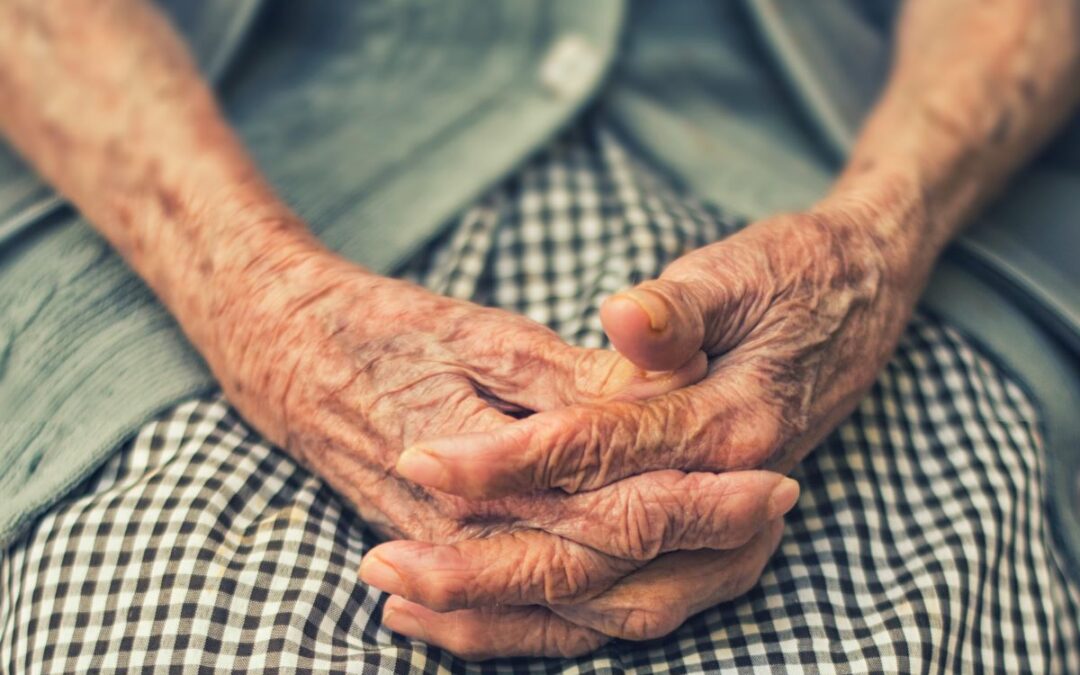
[600,293,659,339]
[600,287,702,372]
[382,596,433,641]
[398,427,538,499]
[766,477,800,520]
[360,550,408,595]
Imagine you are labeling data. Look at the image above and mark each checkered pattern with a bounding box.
[2,120,1079,673]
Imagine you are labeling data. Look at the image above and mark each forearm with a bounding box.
[0,0,325,365]
[822,0,1080,288]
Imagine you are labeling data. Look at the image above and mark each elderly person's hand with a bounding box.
[366,520,786,660]
[0,0,798,660]
[393,203,916,495]
[383,198,922,656]
[214,239,800,659]
[0,0,800,649]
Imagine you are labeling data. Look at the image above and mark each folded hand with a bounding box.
[396,211,910,495]
[210,245,798,659]
[387,210,917,657]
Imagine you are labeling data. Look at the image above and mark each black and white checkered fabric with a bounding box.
[2,121,1079,673]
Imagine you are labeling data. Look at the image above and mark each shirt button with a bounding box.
[539,34,601,99]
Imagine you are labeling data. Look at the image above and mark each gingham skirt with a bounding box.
[2,121,1079,674]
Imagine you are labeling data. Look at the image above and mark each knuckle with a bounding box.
[697,497,741,548]
[651,471,750,552]
[540,410,605,493]
[705,384,786,469]
[527,532,642,605]
[616,480,676,559]
[641,396,673,443]
[738,403,789,467]
[540,616,608,658]
[422,577,471,613]
[614,606,683,642]
[416,389,477,438]
[619,506,653,561]
[688,474,759,544]
[727,557,769,601]
[536,543,600,604]
[660,391,714,466]
[751,408,787,454]
[542,398,661,493]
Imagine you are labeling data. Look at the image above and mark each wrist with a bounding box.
[168,209,334,368]
[184,223,357,447]
[813,167,944,304]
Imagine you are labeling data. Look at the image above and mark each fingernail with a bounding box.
[396,447,447,487]
[767,477,800,519]
[359,554,406,595]
[383,606,428,641]
[621,290,669,332]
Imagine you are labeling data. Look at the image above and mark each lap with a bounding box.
[3,121,1078,674]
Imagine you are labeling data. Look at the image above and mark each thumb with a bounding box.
[600,267,755,371]
[599,277,707,371]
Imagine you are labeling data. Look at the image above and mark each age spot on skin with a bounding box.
[112,202,134,230]
[1019,76,1038,103]
[990,109,1013,144]
[156,185,183,218]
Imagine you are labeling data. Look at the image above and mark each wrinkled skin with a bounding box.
[4,0,1077,662]
[211,246,800,658]
[384,210,919,657]
[373,520,785,660]
[395,211,912,496]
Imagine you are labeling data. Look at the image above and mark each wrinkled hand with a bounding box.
[378,209,915,657]
[395,210,914,497]
[368,519,786,660]
[208,245,799,659]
